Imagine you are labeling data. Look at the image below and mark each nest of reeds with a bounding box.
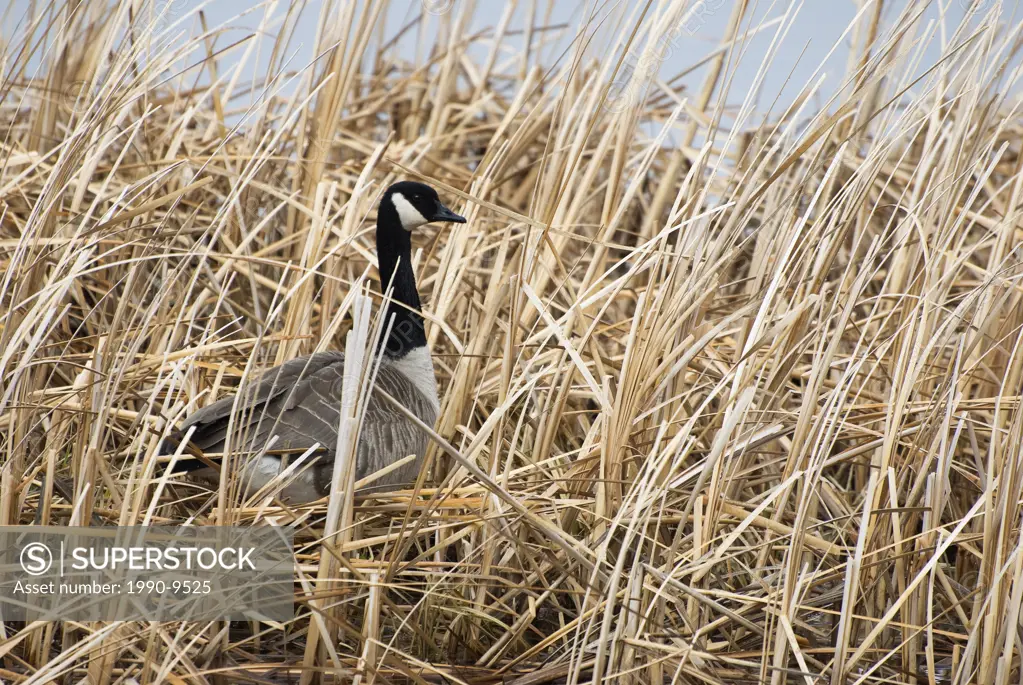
[2,0,1023,683]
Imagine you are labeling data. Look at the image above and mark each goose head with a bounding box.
[380,181,466,231]
[374,180,465,358]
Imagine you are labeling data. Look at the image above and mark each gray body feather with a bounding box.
[176,350,439,501]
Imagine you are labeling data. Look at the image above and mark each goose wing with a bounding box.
[175,351,346,455]
[169,352,438,485]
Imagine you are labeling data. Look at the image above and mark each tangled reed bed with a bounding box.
[2,0,1023,682]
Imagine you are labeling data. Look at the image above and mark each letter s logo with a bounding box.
[21,543,53,576]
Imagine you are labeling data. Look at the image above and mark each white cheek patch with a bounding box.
[391,192,428,230]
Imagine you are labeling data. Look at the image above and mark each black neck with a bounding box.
[376,202,426,358]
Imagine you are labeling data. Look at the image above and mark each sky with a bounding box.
[5,0,1021,126]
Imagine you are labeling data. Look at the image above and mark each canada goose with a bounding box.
[160,181,465,502]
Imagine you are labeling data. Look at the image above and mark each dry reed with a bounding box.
[2,0,1023,683]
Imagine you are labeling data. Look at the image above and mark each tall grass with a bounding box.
[2,0,1023,682]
